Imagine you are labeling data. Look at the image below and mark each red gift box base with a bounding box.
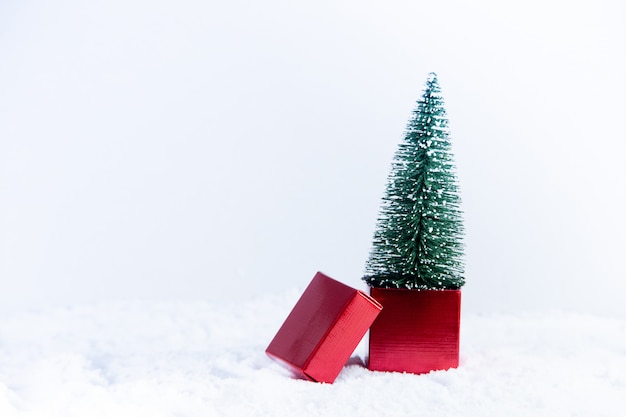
[266,272,382,383]
[368,288,461,374]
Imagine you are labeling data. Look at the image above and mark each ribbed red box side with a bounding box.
[368,288,461,374]
[266,272,382,383]
[306,292,382,382]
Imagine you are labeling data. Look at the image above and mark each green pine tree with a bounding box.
[364,73,465,290]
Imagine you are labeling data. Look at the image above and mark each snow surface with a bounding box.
[1,292,625,417]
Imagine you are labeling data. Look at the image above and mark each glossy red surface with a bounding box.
[266,272,382,383]
[368,288,461,374]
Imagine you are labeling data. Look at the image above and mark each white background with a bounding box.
[1,0,625,317]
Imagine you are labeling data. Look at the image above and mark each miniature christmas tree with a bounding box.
[364,73,465,290]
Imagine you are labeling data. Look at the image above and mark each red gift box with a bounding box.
[368,288,461,374]
[266,272,382,383]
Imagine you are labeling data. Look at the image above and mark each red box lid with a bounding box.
[266,272,382,383]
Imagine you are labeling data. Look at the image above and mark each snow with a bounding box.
[1,293,625,417]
